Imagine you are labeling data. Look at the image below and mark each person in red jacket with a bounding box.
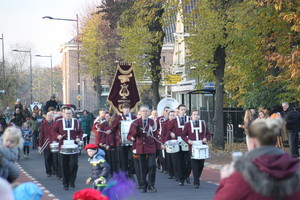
[214,118,300,200]
[167,104,191,185]
[181,110,211,188]
[38,111,54,177]
[156,106,170,173]
[161,110,176,179]
[92,109,108,147]
[127,104,159,193]
[52,106,83,191]
[105,103,137,177]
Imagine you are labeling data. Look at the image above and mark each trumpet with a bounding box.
[38,138,50,155]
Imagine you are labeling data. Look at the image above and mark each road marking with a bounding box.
[16,163,59,200]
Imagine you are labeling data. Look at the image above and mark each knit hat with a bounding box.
[84,144,98,151]
[73,188,108,200]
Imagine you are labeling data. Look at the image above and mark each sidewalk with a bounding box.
[205,142,248,171]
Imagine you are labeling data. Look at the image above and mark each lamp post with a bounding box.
[0,34,5,88]
[35,54,53,95]
[12,49,33,104]
[42,15,81,110]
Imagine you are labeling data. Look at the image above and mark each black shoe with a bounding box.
[57,176,62,180]
[168,175,173,179]
[148,186,157,192]
[47,173,51,177]
[175,179,179,182]
[193,184,199,188]
[186,177,191,184]
[141,188,147,193]
[179,181,184,186]
[64,186,69,191]
[70,183,75,188]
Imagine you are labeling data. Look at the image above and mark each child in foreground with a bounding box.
[0,127,23,182]
[84,144,110,191]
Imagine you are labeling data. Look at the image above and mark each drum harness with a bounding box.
[190,120,206,141]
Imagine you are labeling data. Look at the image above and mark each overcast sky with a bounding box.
[0,0,99,67]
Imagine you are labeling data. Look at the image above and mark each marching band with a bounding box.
[36,62,212,193]
[38,101,211,192]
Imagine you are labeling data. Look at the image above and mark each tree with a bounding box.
[118,0,165,109]
[184,0,235,149]
[80,1,135,110]
[224,0,300,108]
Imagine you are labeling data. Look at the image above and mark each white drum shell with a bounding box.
[120,120,133,145]
[191,142,210,160]
[50,143,59,153]
[180,141,189,151]
[78,141,84,150]
[60,144,79,154]
[165,140,179,153]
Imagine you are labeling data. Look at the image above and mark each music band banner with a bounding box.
[107,63,141,114]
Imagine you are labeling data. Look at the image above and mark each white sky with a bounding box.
[0,0,99,67]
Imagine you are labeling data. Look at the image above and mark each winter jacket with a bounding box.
[0,139,19,182]
[10,113,25,128]
[80,114,93,135]
[22,128,32,146]
[29,117,39,132]
[21,109,31,119]
[88,148,110,181]
[214,146,300,200]
[282,107,300,132]
[44,99,57,112]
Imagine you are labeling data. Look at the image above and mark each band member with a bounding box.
[51,108,63,180]
[104,112,118,174]
[131,111,142,189]
[181,110,211,188]
[161,110,175,179]
[167,104,191,186]
[106,103,136,177]
[156,106,170,173]
[128,104,159,193]
[52,106,83,191]
[92,109,109,149]
[38,111,54,177]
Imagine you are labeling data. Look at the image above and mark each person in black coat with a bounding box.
[10,108,26,128]
[281,102,300,158]
[44,94,58,113]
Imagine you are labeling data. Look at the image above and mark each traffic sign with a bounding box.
[76,94,82,101]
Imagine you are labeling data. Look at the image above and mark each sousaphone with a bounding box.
[157,97,179,116]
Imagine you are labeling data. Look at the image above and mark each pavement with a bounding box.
[15,148,224,200]
[14,133,235,200]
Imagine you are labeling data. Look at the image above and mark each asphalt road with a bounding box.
[18,149,218,200]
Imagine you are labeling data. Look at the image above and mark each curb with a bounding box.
[205,162,223,171]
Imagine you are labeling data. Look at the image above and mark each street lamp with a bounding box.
[0,34,5,89]
[42,15,81,110]
[12,49,33,104]
[35,54,53,95]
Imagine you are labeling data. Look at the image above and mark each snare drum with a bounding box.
[50,142,59,153]
[165,140,179,153]
[78,141,84,150]
[191,141,210,160]
[120,120,133,146]
[180,141,189,151]
[60,144,79,154]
